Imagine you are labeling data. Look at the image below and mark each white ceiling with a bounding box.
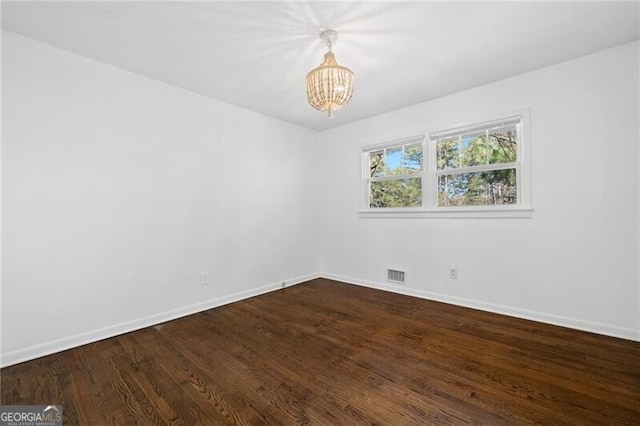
[2,1,639,131]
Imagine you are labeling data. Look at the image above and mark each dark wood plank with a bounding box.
[2,278,639,425]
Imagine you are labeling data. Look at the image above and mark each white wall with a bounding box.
[1,31,320,366]
[315,41,640,340]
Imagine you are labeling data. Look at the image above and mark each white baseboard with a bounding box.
[0,272,320,368]
[3,270,637,367]
[319,272,640,342]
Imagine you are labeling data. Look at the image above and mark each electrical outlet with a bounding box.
[200,272,209,286]
[449,268,459,280]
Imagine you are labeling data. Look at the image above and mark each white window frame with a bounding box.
[360,110,532,219]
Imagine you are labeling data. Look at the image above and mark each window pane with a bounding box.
[488,125,517,164]
[437,138,459,170]
[459,133,487,167]
[437,125,519,170]
[402,143,423,174]
[369,143,424,178]
[385,147,402,175]
[438,169,517,206]
[369,150,385,178]
[370,178,422,208]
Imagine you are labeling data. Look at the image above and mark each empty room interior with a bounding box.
[2,1,640,425]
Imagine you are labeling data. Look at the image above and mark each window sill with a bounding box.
[358,206,533,219]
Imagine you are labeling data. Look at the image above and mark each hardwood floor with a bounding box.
[2,278,639,425]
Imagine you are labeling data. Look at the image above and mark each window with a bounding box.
[364,136,424,208]
[361,113,531,218]
[434,117,520,207]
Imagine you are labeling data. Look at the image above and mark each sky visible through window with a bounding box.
[386,148,402,170]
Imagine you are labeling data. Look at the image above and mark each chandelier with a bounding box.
[306,30,354,118]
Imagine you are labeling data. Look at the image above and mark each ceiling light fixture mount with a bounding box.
[306,29,354,118]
